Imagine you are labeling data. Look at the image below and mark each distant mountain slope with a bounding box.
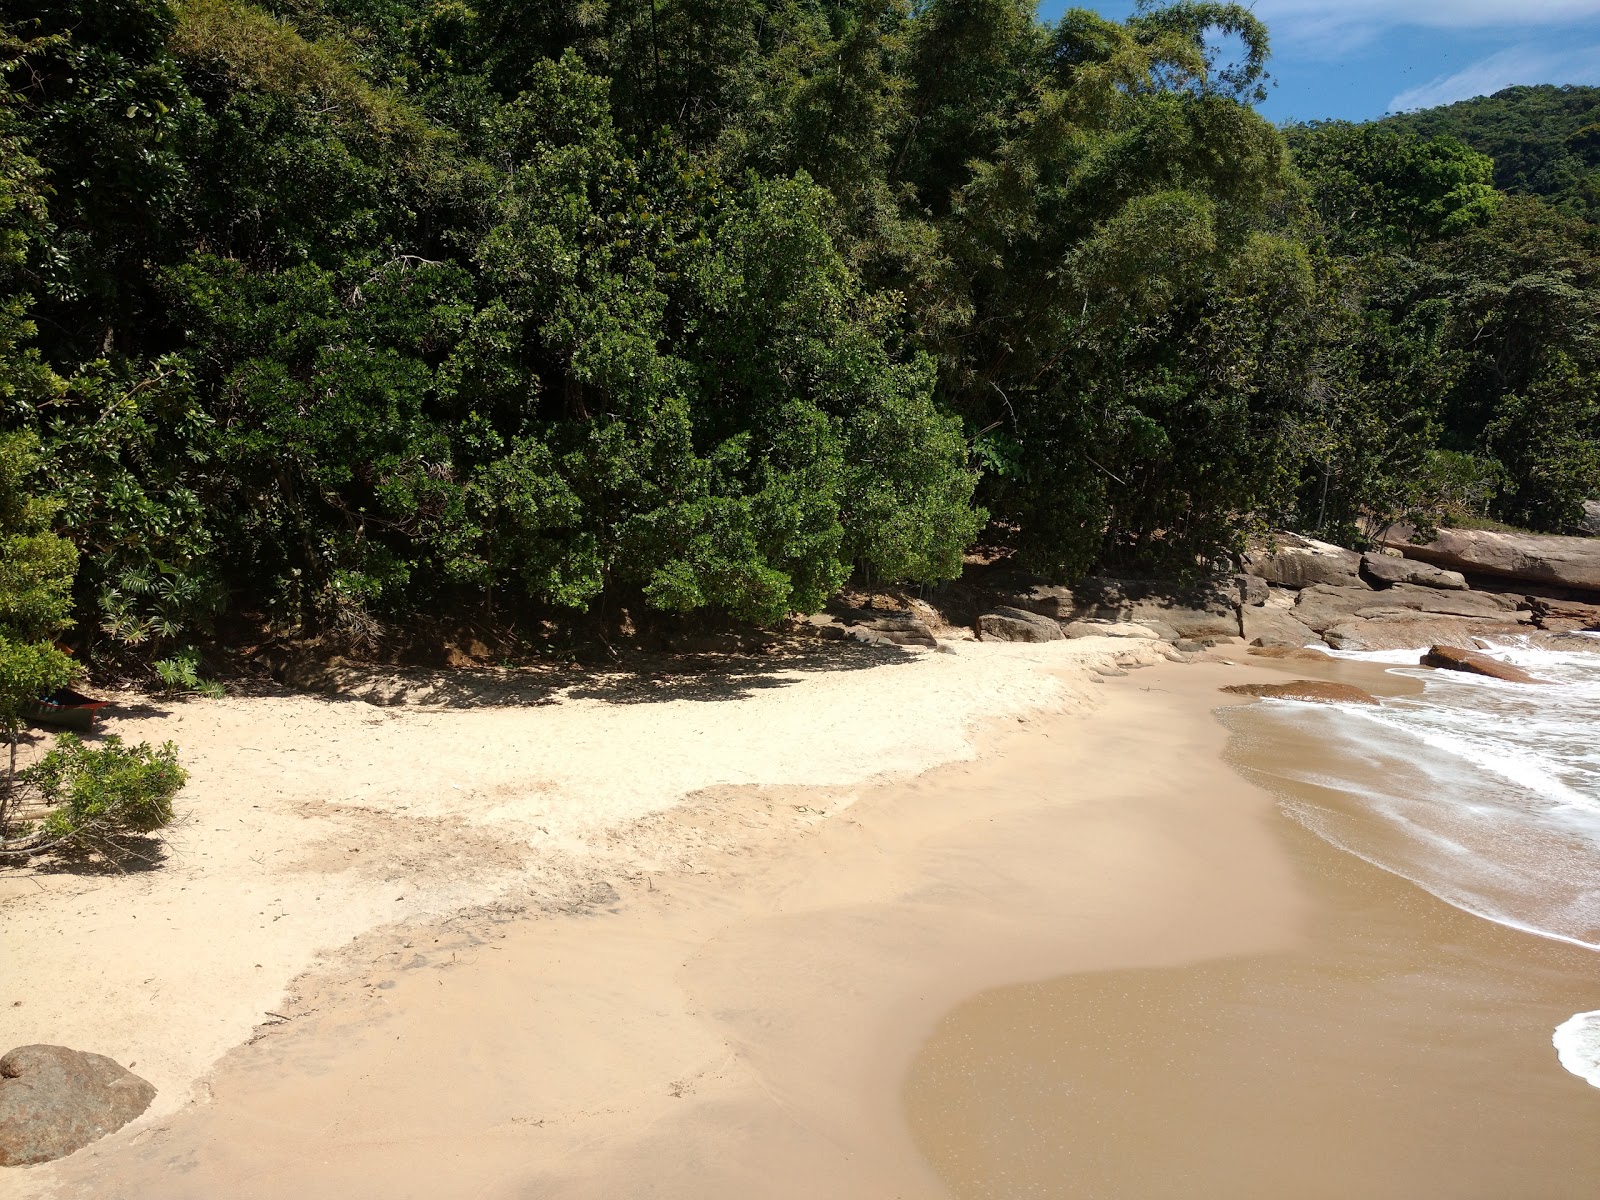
[1379,85,1600,221]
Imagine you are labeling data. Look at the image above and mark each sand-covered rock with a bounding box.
[1421,645,1541,683]
[1243,535,1364,590]
[1221,680,1379,705]
[0,1045,155,1166]
[1059,620,1160,640]
[1246,646,1331,661]
[1380,526,1600,594]
[1360,552,1468,591]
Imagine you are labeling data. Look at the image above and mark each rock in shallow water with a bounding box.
[0,1045,156,1166]
[1221,680,1379,705]
[1420,645,1542,684]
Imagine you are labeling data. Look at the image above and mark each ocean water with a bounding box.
[1246,635,1600,1090]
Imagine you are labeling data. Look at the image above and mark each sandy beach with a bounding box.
[4,632,1194,1195]
[8,637,1597,1197]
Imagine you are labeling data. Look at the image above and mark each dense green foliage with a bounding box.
[0,431,78,827]
[0,0,1596,662]
[1381,85,1600,223]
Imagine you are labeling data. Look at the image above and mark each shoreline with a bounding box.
[906,676,1600,1198]
[10,646,1312,1197]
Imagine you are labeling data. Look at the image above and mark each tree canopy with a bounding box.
[0,0,1595,663]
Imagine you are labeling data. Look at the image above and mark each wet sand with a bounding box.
[30,658,1308,1199]
[906,689,1600,1199]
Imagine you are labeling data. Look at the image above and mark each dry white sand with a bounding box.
[1,633,1167,1165]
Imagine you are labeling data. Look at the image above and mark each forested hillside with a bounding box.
[1381,85,1600,222]
[0,0,1596,668]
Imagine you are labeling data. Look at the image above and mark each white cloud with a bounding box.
[1249,0,1600,54]
[1387,41,1600,111]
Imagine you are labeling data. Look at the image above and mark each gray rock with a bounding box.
[1378,525,1600,594]
[1360,552,1468,591]
[0,1045,156,1166]
[976,610,1064,642]
[1580,500,1600,537]
[1242,607,1318,648]
[1242,534,1365,589]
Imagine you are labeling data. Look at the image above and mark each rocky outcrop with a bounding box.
[0,1045,156,1166]
[1323,617,1529,652]
[976,607,1064,642]
[1222,680,1380,705]
[1580,500,1600,537]
[1360,552,1467,591]
[1379,526,1600,594]
[1420,645,1541,684]
[1528,597,1600,635]
[1242,534,1364,589]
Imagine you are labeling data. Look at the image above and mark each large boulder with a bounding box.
[0,1045,156,1166]
[976,608,1064,643]
[1323,617,1528,652]
[1242,534,1364,589]
[1360,552,1468,591]
[1241,606,1318,648]
[1421,645,1541,684]
[1379,526,1600,594]
[1222,680,1379,705]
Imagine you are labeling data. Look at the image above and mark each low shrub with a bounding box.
[19,734,186,860]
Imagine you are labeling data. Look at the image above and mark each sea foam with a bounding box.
[1554,1011,1600,1089]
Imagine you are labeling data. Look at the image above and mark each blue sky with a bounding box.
[1041,1,1600,122]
